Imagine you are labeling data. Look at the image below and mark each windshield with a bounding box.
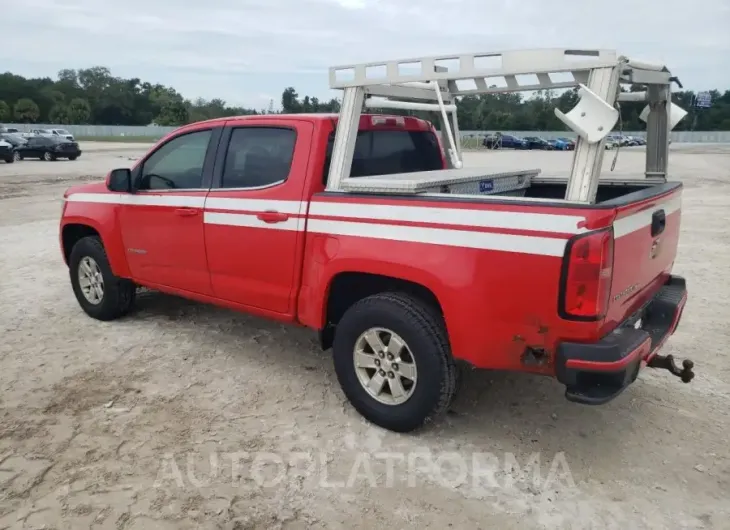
[56,129,71,135]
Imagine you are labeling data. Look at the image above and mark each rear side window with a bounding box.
[323,129,443,185]
[221,127,296,189]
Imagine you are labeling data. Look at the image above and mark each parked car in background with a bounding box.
[626,136,646,146]
[557,137,576,150]
[0,138,15,163]
[14,135,82,161]
[547,138,565,150]
[482,133,528,149]
[607,134,634,147]
[523,136,554,150]
[29,128,76,141]
[0,132,27,147]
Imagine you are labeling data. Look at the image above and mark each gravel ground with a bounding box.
[1,142,729,529]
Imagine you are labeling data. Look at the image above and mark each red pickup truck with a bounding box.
[59,113,692,432]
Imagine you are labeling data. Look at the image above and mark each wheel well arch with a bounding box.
[61,224,100,264]
[319,271,444,350]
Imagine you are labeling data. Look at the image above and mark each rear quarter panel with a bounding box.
[298,194,612,373]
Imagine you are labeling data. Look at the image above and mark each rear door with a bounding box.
[604,186,683,328]
[203,119,313,314]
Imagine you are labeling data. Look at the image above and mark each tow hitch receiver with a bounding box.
[647,353,695,383]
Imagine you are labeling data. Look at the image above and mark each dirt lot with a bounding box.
[1,142,729,529]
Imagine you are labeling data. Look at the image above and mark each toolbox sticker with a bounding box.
[479,179,494,192]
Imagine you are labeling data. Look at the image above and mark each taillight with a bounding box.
[559,228,614,320]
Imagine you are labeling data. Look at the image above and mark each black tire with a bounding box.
[3,156,12,164]
[68,235,136,321]
[42,151,56,161]
[332,292,458,433]
[68,155,78,161]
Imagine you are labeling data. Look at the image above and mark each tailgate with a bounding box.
[604,187,682,328]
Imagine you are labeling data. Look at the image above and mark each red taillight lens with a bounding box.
[560,229,614,320]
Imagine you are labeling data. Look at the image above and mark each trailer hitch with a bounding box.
[647,354,695,383]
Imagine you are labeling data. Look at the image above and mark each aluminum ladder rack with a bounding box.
[325,48,684,204]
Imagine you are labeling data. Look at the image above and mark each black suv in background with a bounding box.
[14,135,82,161]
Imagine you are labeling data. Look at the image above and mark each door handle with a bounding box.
[651,209,666,237]
[256,211,289,223]
[175,207,199,217]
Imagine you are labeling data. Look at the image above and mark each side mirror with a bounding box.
[107,168,132,193]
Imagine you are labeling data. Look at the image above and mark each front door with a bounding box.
[118,126,221,295]
[23,137,46,158]
[203,120,313,314]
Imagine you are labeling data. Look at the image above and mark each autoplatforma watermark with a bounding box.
[153,448,575,495]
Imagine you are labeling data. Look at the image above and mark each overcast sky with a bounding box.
[3,0,729,110]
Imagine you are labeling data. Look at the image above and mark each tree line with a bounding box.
[1,66,729,131]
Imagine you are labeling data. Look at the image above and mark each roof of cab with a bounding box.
[176,112,434,132]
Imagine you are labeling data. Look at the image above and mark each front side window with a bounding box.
[221,127,296,189]
[138,129,212,190]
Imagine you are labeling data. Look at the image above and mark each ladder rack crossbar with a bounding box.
[329,48,620,90]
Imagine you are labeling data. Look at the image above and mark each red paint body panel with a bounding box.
[61,181,132,278]
[298,230,572,372]
[601,188,682,334]
[204,119,314,314]
[60,113,685,381]
[120,191,212,295]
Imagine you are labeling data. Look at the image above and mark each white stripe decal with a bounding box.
[204,212,301,231]
[65,191,681,254]
[613,195,681,238]
[307,219,567,256]
[309,201,587,234]
[205,197,302,214]
[66,192,205,208]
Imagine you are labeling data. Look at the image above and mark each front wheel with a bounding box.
[68,155,78,161]
[13,151,22,161]
[42,151,56,161]
[69,236,136,321]
[332,292,458,432]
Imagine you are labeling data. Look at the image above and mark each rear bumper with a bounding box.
[555,275,687,405]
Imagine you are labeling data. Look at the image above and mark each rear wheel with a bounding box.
[3,156,12,164]
[332,292,457,432]
[69,236,136,321]
[13,151,22,161]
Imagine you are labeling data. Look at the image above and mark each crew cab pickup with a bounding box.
[59,112,690,432]
[59,48,693,432]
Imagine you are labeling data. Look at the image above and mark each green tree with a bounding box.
[13,98,40,123]
[49,105,71,124]
[68,98,91,123]
[154,99,189,126]
[281,87,301,113]
[0,100,10,122]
